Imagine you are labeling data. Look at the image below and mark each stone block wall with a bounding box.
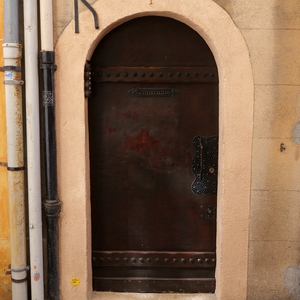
[214,1,300,298]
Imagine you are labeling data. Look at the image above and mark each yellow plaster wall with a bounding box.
[0,0,12,299]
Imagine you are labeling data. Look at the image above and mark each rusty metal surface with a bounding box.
[192,136,218,194]
[84,62,92,98]
[90,82,218,251]
[3,43,28,294]
[92,66,218,83]
[93,251,216,268]
[89,16,218,293]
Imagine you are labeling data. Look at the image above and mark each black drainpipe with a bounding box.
[40,51,61,300]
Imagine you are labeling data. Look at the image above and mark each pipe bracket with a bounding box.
[40,64,57,70]
[3,79,24,85]
[6,265,30,282]
[0,66,21,72]
[10,265,30,273]
[11,276,28,283]
[7,166,25,171]
[44,200,61,217]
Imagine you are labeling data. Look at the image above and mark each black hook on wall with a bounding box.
[74,0,99,33]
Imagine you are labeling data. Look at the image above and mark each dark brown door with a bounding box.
[89,16,218,293]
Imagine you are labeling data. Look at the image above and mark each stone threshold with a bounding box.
[93,292,217,300]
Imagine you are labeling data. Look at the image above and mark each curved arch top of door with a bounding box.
[89,16,219,293]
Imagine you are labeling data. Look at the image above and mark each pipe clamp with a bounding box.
[3,79,24,85]
[10,265,30,273]
[11,276,28,283]
[0,66,21,72]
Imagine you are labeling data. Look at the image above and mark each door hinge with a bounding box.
[84,62,92,98]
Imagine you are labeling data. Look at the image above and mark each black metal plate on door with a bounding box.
[192,136,218,194]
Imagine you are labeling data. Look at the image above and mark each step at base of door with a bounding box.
[93,278,215,293]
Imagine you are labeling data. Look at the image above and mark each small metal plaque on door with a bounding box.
[128,87,179,97]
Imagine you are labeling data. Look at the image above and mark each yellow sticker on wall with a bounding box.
[71,277,80,286]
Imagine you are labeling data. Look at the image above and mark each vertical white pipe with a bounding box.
[23,0,45,299]
[4,0,28,298]
[4,0,19,43]
[39,0,53,51]
[3,42,28,300]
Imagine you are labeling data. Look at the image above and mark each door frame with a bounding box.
[55,1,254,299]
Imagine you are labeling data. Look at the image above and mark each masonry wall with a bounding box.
[52,1,300,299]
[213,1,300,299]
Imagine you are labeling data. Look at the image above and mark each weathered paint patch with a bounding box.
[124,128,161,155]
[283,265,300,299]
[0,239,12,299]
[33,272,40,282]
[292,122,300,144]
[103,118,117,136]
[122,111,139,121]
[123,128,175,170]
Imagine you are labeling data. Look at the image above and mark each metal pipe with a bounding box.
[4,0,19,42]
[40,50,61,300]
[3,0,28,298]
[81,0,99,29]
[39,1,61,298]
[74,0,79,33]
[23,0,45,298]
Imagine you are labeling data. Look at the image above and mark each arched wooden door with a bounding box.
[88,16,218,293]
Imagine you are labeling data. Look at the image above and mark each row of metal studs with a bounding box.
[97,71,216,79]
[96,257,216,264]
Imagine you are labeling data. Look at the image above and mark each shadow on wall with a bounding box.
[284,266,300,299]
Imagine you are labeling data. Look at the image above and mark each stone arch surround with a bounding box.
[55,1,254,299]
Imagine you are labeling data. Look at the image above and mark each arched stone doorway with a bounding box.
[55,1,254,299]
[89,16,219,293]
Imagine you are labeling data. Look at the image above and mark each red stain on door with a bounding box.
[124,128,160,154]
[124,128,173,169]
